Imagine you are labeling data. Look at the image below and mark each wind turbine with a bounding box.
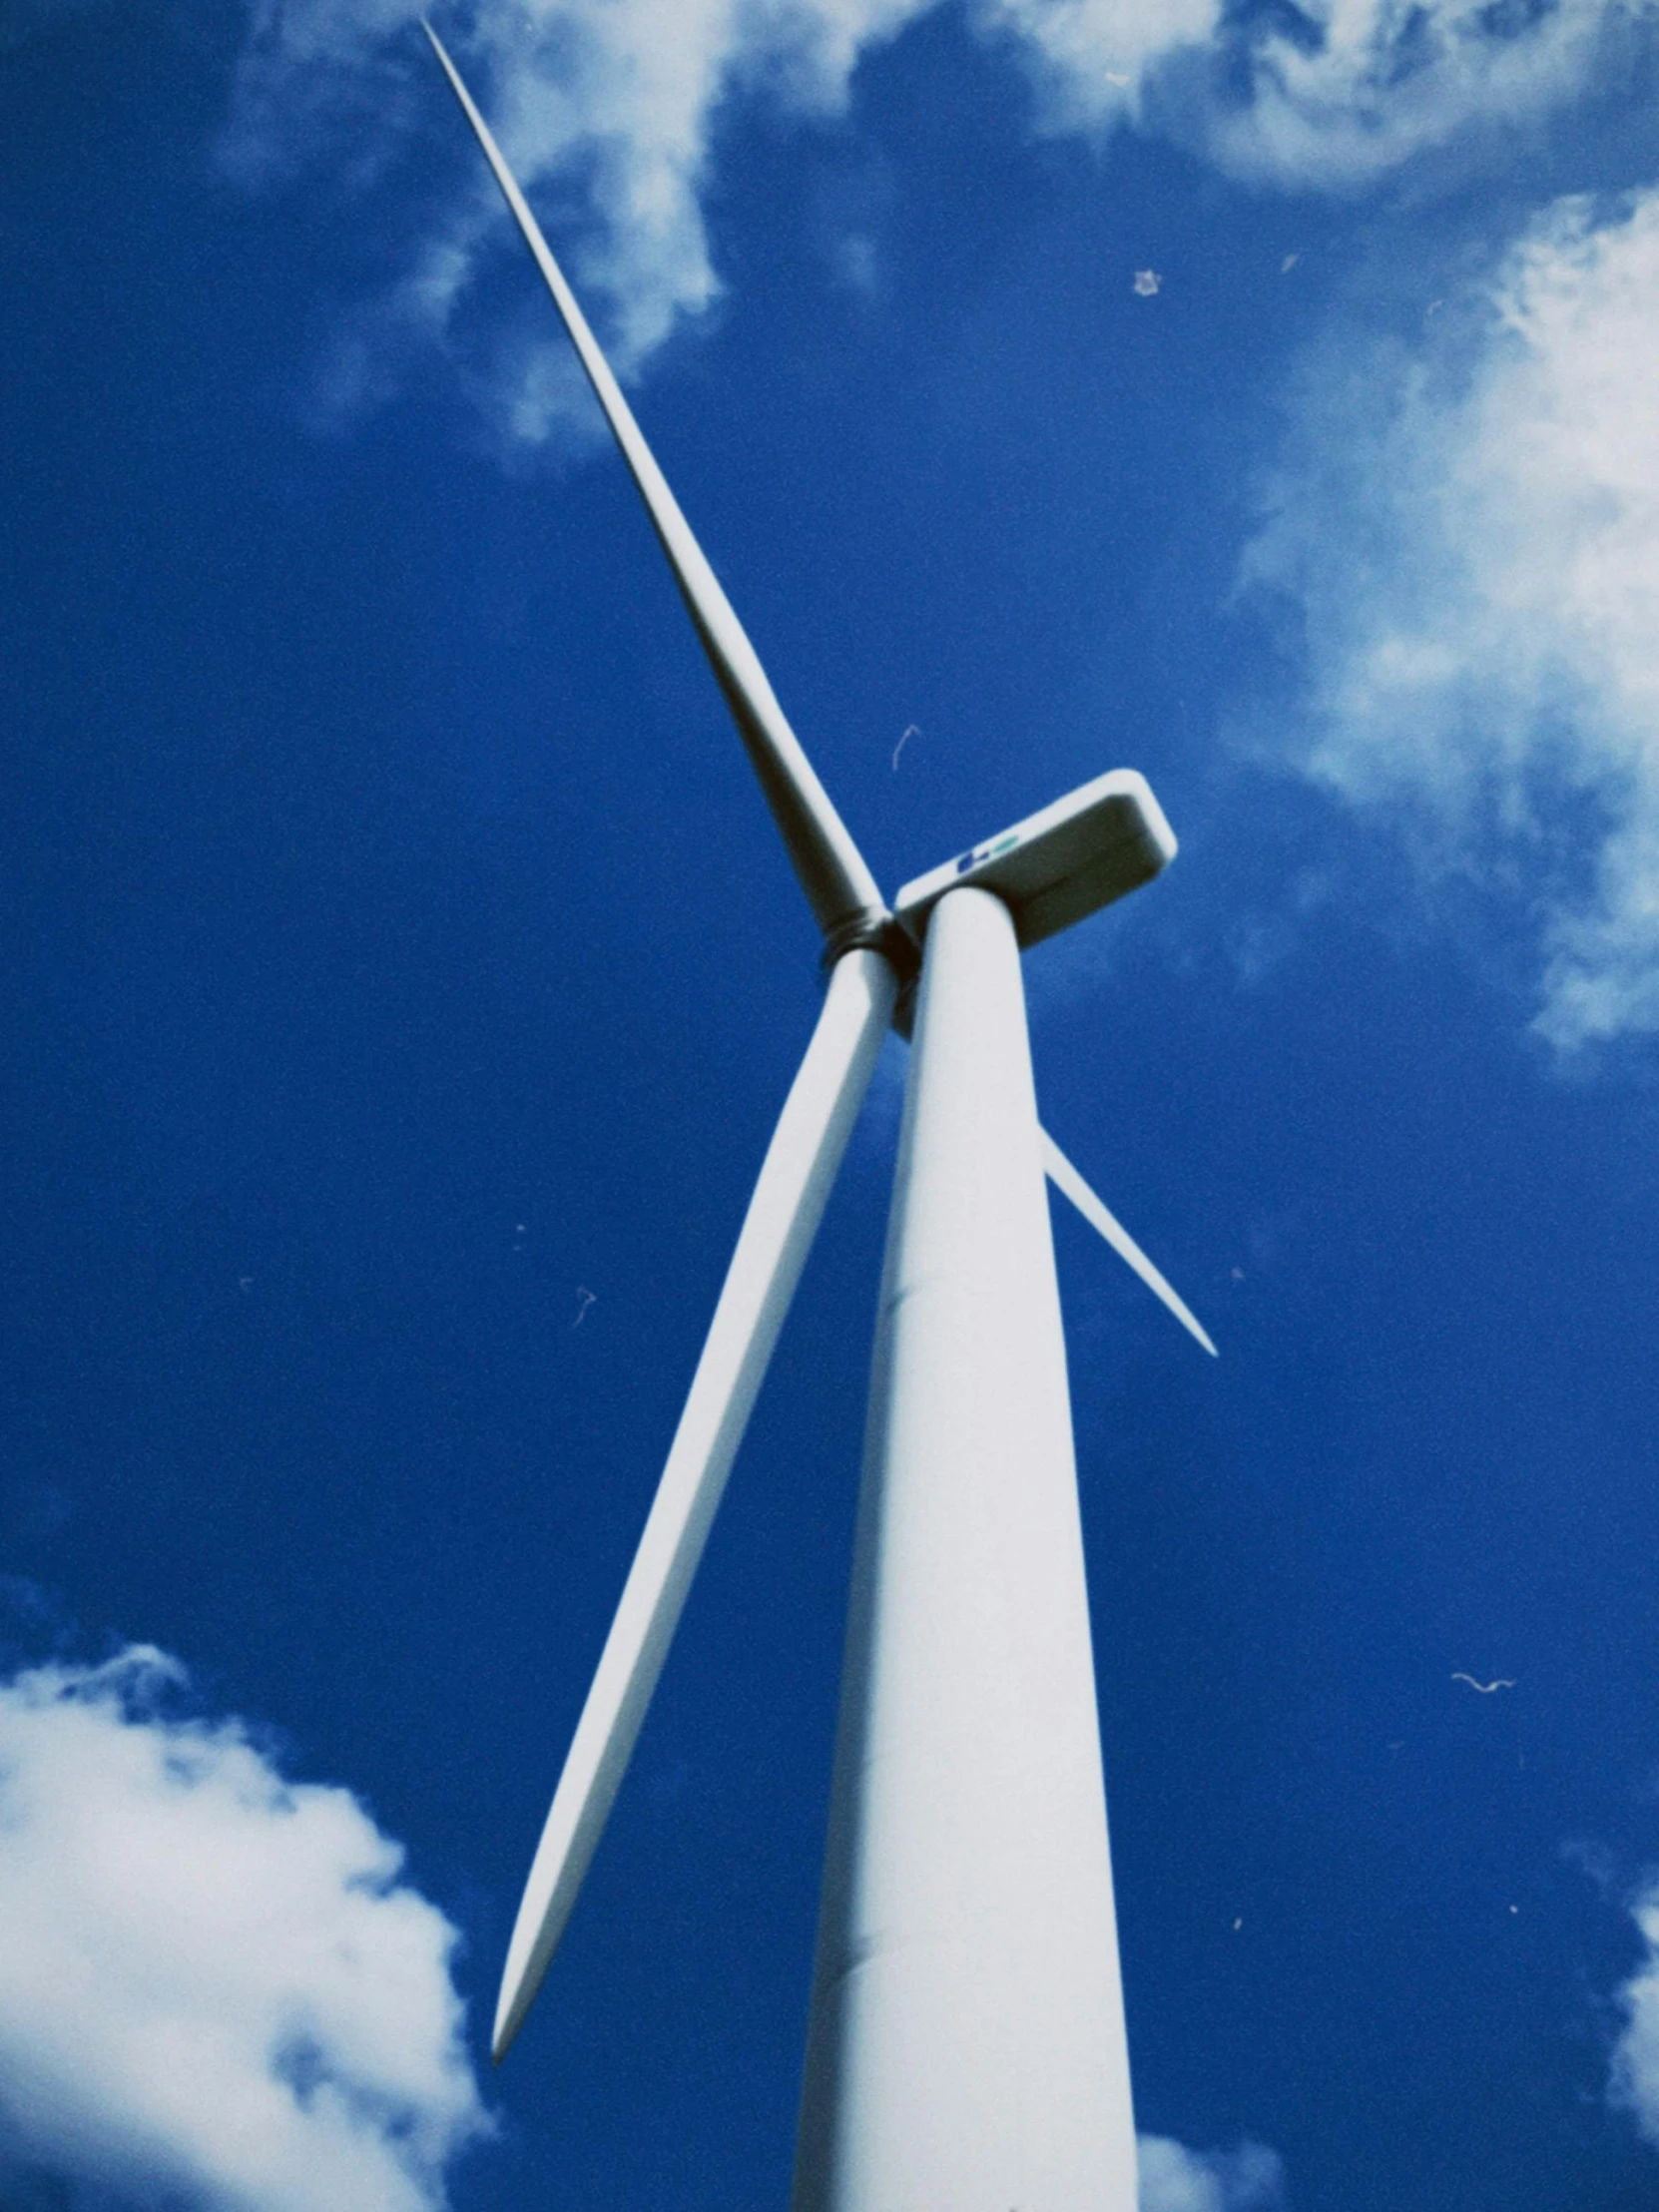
[424,27,1215,2208]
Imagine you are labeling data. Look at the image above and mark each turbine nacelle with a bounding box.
[895,768,1176,954]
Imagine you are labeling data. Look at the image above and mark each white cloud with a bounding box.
[1242,186,1659,1049]
[1611,1886,1659,2142]
[972,0,1610,175]
[1139,2132,1286,2212]
[223,0,1639,445]
[1203,0,1615,188]
[0,1646,489,2212]
[972,0,1220,132]
[0,1638,1279,2212]
[227,0,934,441]
[1600,1874,1659,2147]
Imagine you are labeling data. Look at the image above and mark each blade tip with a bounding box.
[491,1986,526,2064]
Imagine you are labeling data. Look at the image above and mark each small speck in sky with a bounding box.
[893,723,920,770]
[1451,1673,1515,1693]
[1281,253,1299,273]
[1133,269,1161,296]
[573,1286,597,1329]
[1104,71,1130,86]
[238,1278,254,1293]
[1231,1266,1245,1281]
[1233,1917,1244,1931]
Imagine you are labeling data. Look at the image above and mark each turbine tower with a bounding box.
[424,28,1214,2207]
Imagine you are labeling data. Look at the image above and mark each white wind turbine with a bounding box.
[425,27,1215,2209]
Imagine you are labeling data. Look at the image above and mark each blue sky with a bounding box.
[6,2,1659,2207]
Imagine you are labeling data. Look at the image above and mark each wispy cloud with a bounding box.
[222,0,1638,444]
[1199,0,1617,186]
[1243,186,1659,1050]
[225,0,934,442]
[1138,2131,1286,2212]
[970,0,1221,132]
[0,1646,489,2212]
[1611,1879,1659,2146]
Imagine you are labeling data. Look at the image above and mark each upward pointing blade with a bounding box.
[493,948,896,2060]
[423,24,886,948]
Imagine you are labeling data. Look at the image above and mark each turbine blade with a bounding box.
[423,23,885,948]
[493,948,896,2059]
[1041,1129,1217,1358]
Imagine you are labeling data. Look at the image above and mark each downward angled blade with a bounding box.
[493,949,896,2060]
[1042,1130,1217,1358]
[423,24,885,948]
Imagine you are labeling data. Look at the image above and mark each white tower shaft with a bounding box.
[794,885,1138,2211]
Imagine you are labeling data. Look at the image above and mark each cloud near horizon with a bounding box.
[1243,186,1659,1051]
[0,1646,489,2212]
[221,0,1633,444]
